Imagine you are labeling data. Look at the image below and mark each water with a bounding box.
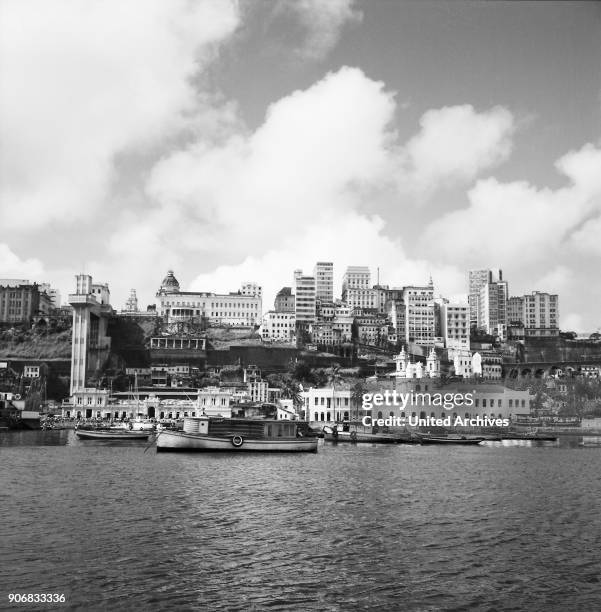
[2,431,601,611]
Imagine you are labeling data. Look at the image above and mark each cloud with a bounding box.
[0,244,44,278]
[0,0,240,231]
[424,143,601,266]
[283,0,362,60]
[97,66,518,308]
[400,104,514,195]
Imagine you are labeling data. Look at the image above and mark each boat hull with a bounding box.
[156,430,318,452]
[419,437,483,445]
[75,429,150,440]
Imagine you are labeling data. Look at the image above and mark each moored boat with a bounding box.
[418,434,484,445]
[156,417,318,452]
[75,424,150,440]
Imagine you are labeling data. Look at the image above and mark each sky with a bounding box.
[1,0,600,331]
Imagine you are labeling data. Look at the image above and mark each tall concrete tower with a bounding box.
[69,274,112,395]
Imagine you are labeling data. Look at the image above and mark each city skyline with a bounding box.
[1,1,600,330]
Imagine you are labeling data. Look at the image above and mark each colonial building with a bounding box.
[301,387,355,423]
[156,270,262,327]
[393,346,440,378]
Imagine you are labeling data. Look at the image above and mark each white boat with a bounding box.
[156,417,318,452]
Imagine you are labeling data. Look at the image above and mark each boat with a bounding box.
[322,423,411,444]
[418,434,484,445]
[75,424,150,440]
[420,436,484,446]
[156,416,318,452]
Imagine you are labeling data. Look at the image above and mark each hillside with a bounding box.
[0,328,72,359]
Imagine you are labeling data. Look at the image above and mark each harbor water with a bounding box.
[2,431,601,611]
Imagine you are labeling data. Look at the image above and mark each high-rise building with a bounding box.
[468,269,503,328]
[341,266,370,301]
[294,270,316,323]
[478,280,508,338]
[402,280,436,346]
[313,262,333,303]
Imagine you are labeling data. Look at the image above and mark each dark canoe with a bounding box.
[419,436,484,445]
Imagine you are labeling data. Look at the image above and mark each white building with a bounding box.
[341,266,370,300]
[294,270,316,323]
[301,387,354,422]
[440,302,470,349]
[403,282,436,346]
[512,292,559,337]
[314,262,334,303]
[393,346,440,379]
[156,271,262,327]
[469,269,503,328]
[260,311,296,342]
[197,387,232,416]
[478,280,508,338]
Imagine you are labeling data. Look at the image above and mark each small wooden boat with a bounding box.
[156,417,318,452]
[75,425,150,440]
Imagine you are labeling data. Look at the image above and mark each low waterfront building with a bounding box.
[300,387,354,423]
[367,380,533,423]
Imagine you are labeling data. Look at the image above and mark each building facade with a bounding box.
[156,271,262,327]
[260,311,296,342]
[0,283,53,324]
[314,262,334,303]
[440,302,470,349]
[274,287,295,313]
[293,270,316,324]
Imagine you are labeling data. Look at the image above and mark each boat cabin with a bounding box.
[183,417,299,439]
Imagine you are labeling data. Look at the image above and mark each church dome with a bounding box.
[158,270,180,294]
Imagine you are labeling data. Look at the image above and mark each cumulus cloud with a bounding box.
[424,143,601,266]
[0,0,240,230]
[0,244,44,278]
[401,104,514,195]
